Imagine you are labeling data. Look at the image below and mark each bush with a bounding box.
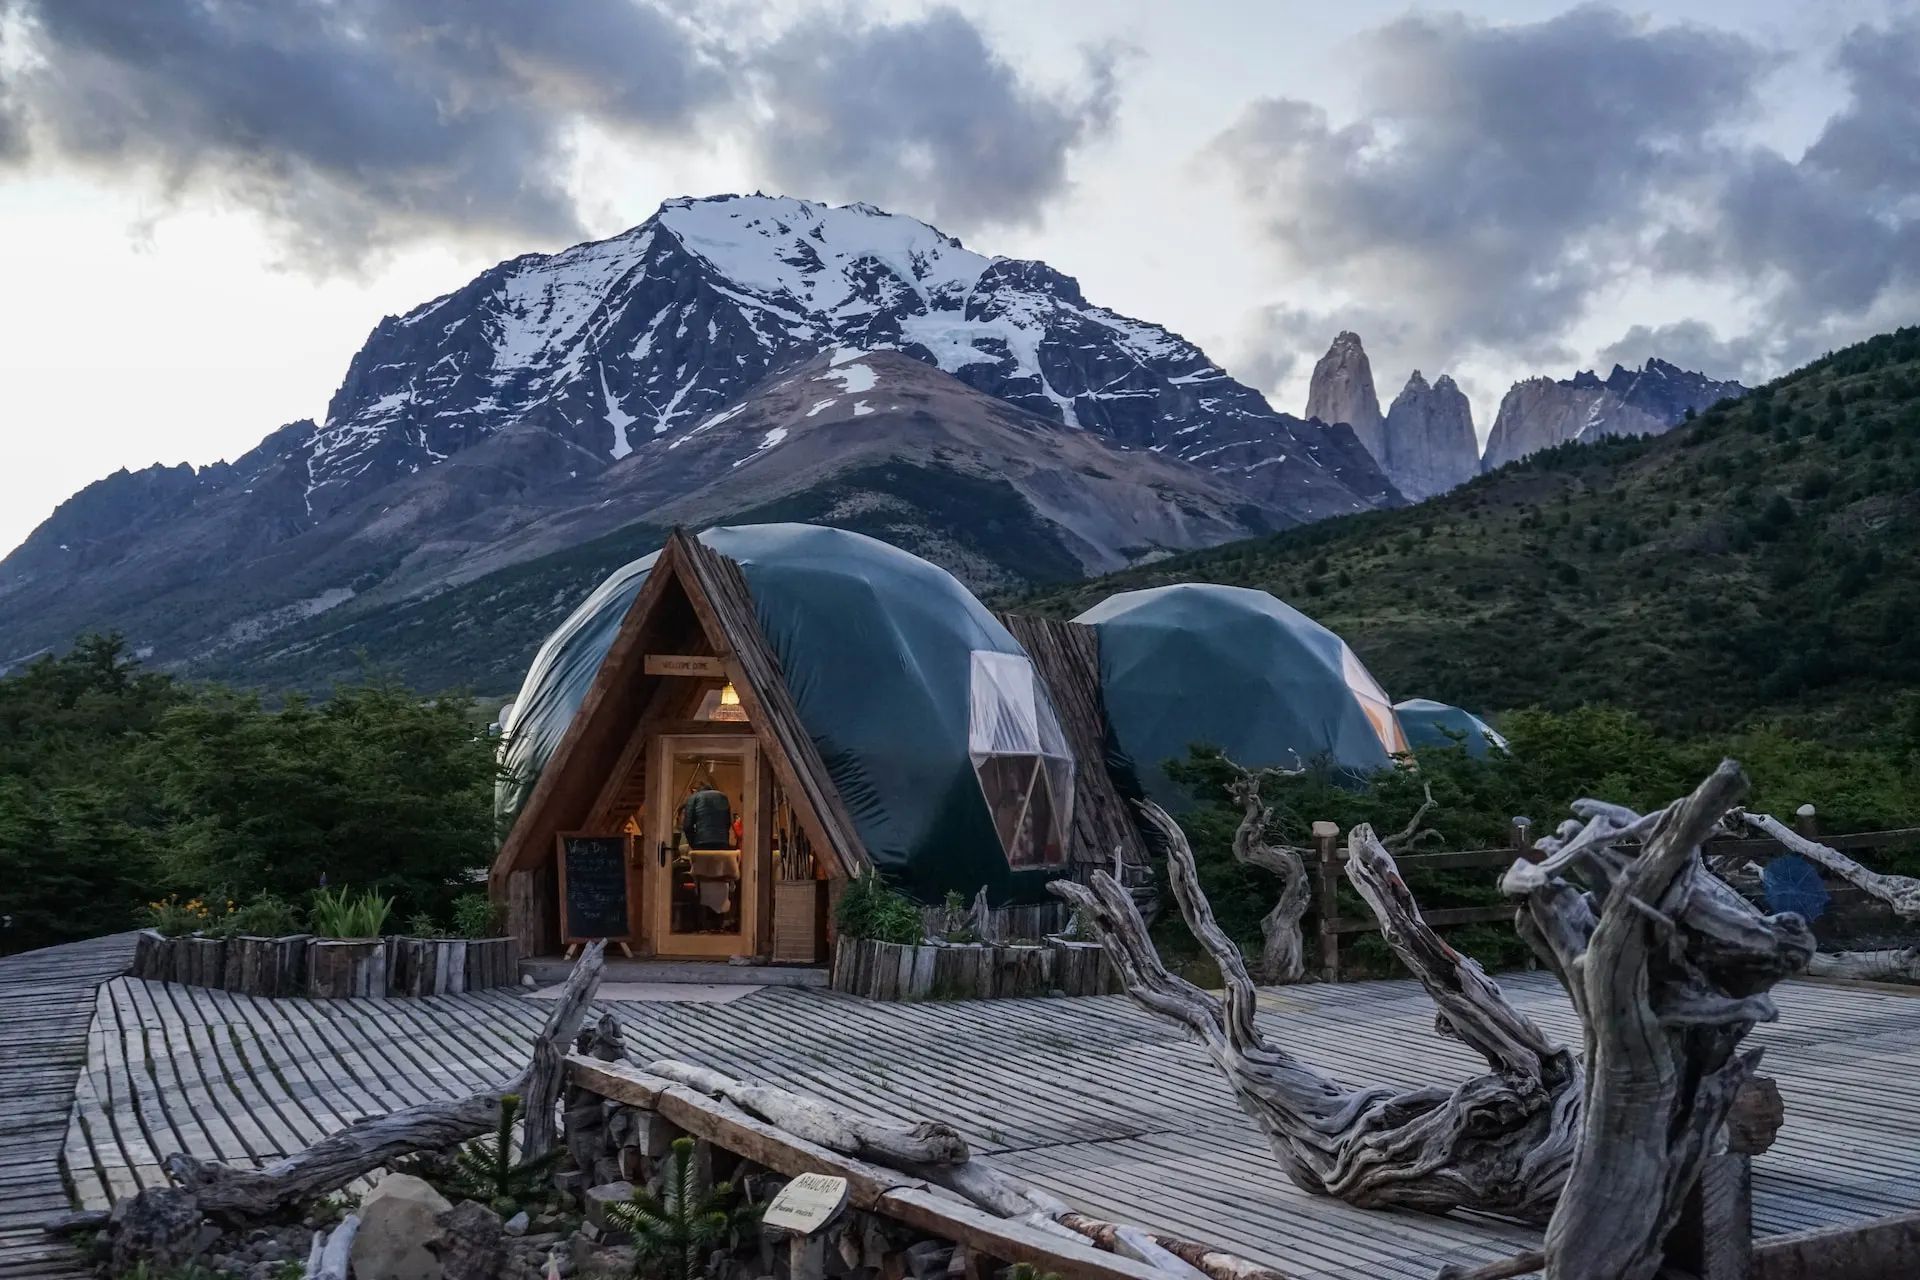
[834,872,923,944]
[311,887,393,939]
[452,892,502,939]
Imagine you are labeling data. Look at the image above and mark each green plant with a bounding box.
[310,886,393,939]
[270,1262,305,1280]
[833,871,923,945]
[205,892,304,939]
[452,891,502,939]
[1007,1266,1062,1280]
[442,1094,563,1213]
[406,912,447,939]
[146,894,224,937]
[607,1136,756,1280]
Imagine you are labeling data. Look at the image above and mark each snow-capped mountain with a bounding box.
[4,194,1395,687]
[309,195,1391,519]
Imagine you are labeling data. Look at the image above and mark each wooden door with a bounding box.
[649,735,760,957]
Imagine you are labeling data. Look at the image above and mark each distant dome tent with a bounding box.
[1393,699,1508,759]
[493,524,1145,962]
[1073,584,1408,808]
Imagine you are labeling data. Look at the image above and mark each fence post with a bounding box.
[1794,804,1819,839]
[1313,821,1341,983]
[1510,816,1538,863]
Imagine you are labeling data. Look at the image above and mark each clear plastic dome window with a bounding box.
[967,651,1075,869]
[1340,643,1411,757]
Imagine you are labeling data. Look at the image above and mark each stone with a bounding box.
[583,1182,634,1233]
[350,1172,453,1280]
[903,1240,953,1280]
[108,1188,205,1275]
[1305,331,1387,465]
[1380,371,1479,501]
[433,1200,506,1280]
[42,1208,110,1237]
[505,1211,530,1237]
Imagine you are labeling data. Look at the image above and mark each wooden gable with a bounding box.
[490,530,870,927]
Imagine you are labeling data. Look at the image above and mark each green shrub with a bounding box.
[202,893,305,939]
[452,892,502,939]
[406,912,448,939]
[834,872,923,944]
[311,886,393,939]
[606,1136,757,1280]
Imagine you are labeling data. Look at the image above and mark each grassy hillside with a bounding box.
[1012,326,1920,741]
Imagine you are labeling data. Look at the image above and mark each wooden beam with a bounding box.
[491,541,686,893]
[565,1057,1181,1280]
[1751,1208,1920,1280]
[674,533,870,879]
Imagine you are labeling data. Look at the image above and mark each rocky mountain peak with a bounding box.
[1305,331,1387,463]
[1481,357,1744,471]
[1381,369,1477,502]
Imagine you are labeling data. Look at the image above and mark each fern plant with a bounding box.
[440,1094,564,1213]
[607,1136,757,1280]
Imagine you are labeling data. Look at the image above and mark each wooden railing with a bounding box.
[1313,818,1920,983]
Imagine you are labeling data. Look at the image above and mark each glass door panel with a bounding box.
[651,736,757,956]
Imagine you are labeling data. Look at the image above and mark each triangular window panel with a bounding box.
[968,651,1074,869]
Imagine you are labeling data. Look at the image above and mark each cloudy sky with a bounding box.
[2,0,1916,555]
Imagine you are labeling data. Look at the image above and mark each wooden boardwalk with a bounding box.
[0,933,138,1280]
[51,969,1920,1279]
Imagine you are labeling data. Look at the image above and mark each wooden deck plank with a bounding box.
[0,933,137,1273]
[33,954,1920,1280]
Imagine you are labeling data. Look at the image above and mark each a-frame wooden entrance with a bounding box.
[490,530,868,960]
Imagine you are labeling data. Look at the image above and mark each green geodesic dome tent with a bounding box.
[1393,698,1508,759]
[499,523,1075,905]
[1072,583,1407,808]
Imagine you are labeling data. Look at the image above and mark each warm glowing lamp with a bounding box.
[720,683,740,707]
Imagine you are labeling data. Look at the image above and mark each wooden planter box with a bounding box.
[130,929,175,982]
[831,936,1116,1002]
[222,935,312,998]
[463,937,518,991]
[130,930,516,998]
[304,938,391,1000]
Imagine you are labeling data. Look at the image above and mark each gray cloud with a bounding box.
[748,8,1119,233]
[0,0,1112,263]
[1213,4,1920,387]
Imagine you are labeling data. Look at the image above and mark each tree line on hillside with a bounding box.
[5,635,1916,964]
[1158,708,1920,974]
[0,635,501,955]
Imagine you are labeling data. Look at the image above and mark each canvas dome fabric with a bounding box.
[499,523,1074,904]
[1393,698,1509,758]
[1074,583,1408,808]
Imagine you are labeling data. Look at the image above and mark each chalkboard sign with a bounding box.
[558,834,631,941]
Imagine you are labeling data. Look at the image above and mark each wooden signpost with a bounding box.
[644,654,728,677]
[765,1171,850,1240]
[556,833,635,957]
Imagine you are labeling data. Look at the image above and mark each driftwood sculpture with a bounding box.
[1051,801,1582,1221]
[1729,809,1920,982]
[1503,763,1814,1280]
[1222,764,1314,983]
[1221,761,1437,984]
[1055,761,1814,1280]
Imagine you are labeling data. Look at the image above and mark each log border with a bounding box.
[124,930,518,998]
[830,936,1116,1002]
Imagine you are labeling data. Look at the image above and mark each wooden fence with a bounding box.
[1314,818,1920,982]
